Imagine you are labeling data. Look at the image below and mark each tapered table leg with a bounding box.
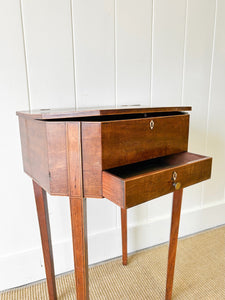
[70,197,89,300]
[166,189,183,300]
[32,180,57,300]
[121,208,127,265]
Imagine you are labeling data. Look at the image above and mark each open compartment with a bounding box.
[102,152,212,208]
[82,113,189,197]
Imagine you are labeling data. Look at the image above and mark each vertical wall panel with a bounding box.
[151,0,186,106]
[87,199,117,235]
[148,195,172,221]
[182,0,216,209]
[0,0,37,256]
[72,0,115,108]
[204,0,225,205]
[183,0,215,154]
[22,0,75,109]
[116,0,152,105]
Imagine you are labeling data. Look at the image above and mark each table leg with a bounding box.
[70,197,89,300]
[166,189,183,300]
[121,208,127,265]
[32,180,57,300]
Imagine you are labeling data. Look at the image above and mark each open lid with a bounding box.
[16,105,192,120]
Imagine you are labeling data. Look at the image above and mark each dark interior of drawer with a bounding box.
[40,111,186,122]
[104,152,209,179]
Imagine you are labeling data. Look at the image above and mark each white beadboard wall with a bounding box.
[1,0,225,291]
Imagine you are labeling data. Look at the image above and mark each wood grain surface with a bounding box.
[121,208,127,266]
[70,197,89,300]
[16,106,192,119]
[67,122,89,300]
[81,113,189,197]
[82,122,103,197]
[166,189,183,300]
[101,114,189,169]
[32,180,57,300]
[103,152,212,208]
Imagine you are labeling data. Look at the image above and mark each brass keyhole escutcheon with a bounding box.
[172,171,177,181]
[150,120,154,130]
[172,171,181,190]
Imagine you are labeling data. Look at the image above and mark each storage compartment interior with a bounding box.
[40,111,186,122]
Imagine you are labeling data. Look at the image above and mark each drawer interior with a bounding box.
[102,152,212,208]
[103,152,208,178]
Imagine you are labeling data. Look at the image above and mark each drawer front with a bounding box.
[102,153,212,208]
[101,114,189,169]
[125,157,212,208]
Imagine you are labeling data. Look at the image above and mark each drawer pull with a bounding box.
[150,120,154,130]
[172,171,181,190]
[173,182,181,190]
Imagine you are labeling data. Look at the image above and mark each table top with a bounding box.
[16,106,192,120]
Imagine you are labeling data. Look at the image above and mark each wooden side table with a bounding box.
[17,106,212,300]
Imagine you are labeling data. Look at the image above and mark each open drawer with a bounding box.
[102,152,212,208]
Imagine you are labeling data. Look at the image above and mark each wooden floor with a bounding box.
[1,225,224,300]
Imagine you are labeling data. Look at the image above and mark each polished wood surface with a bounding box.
[47,122,68,195]
[82,122,103,197]
[121,208,127,265]
[17,106,213,300]
[19,118,68,195]
[166,189,183,300]
[101,114,189,169]
[67,123,89,300]
[82,113,189,197]
[32,180,57,300]
[18,110,189,198]
[70,197,89,300]
[102,152,212,208]
[66,123,83,197]
[16,106,192,120]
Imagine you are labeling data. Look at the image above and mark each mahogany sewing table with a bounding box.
[17,106,212,300]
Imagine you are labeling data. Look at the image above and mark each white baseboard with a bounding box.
[1,201,225,292]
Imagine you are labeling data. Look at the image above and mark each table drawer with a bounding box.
[101,114,189,169]
[102,152,212,208]
[82,113,189,197]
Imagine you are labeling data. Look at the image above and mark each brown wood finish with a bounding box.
[166,189,183,300]
[67,122,89,300]
[103,172,125,207]
[18,118,87,197]
[18,117,69,195]
[82,122,103,197]
[18,117,31,174]
[121,208,127,265]
[46,122,68,195]
[66,122,83,197]
[18,110,189,199]
[17,106,213,300]
[32,180,57,300]
[28,120,50,192]
[102,152,212,208]
[81,114,189,197]
[16,106,192,120]
[70,197,89,300]
[101,114,189,169]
